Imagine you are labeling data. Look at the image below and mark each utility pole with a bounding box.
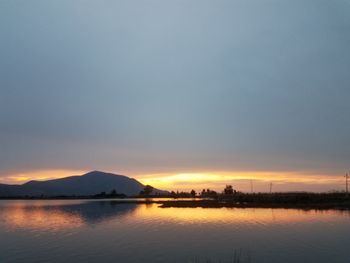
[345,173,349,194]
[269,182,273,193]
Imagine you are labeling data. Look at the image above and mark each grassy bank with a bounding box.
[1,192,350,210]
[159,192,350,210]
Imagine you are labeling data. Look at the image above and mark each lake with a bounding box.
[0,200,349,263]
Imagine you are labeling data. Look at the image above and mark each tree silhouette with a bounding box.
[224,185,234,195]
[143,185,154,195]
[190,189,196,197]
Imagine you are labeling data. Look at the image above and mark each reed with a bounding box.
[189,249,252,263]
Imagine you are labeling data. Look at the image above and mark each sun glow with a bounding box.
[137,171,344,192]
[0,169,86,184]
[1,169,344,193]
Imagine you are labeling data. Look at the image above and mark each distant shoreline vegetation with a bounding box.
[2,172,350,211]
[158,192,350,210]
[1,189,350,211]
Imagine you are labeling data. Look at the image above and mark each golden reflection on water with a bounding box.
[3,205,84,231]
[1,201,348,232]
[1,200,138,232]
[134,204,347,224]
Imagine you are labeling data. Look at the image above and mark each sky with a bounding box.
[1,0,350,192]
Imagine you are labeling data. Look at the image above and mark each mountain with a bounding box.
[0,171,167,197]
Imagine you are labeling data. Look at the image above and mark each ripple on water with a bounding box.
[1,200,350,263]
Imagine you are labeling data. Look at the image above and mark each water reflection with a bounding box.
[134,204,350,226]
[1,200,138,231]
[1,200,350,263]
[60,201,138,223]
[1,200,349,232]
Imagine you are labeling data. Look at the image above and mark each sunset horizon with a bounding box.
[1,168,347,193]
[1,0,350,262]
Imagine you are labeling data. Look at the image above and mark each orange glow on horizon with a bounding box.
[0,169,86,185]
[136,171,344,192]
[0,169,345,192]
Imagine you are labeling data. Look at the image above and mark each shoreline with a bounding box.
[1,196,350,210]
[158,199,350,210]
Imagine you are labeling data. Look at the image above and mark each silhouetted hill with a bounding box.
[0,171,167,197]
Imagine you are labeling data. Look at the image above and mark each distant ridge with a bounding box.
[0,171,167,197]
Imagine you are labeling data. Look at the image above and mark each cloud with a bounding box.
[1,0,350,180]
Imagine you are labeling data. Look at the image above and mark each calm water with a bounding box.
[0,200,349,263]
